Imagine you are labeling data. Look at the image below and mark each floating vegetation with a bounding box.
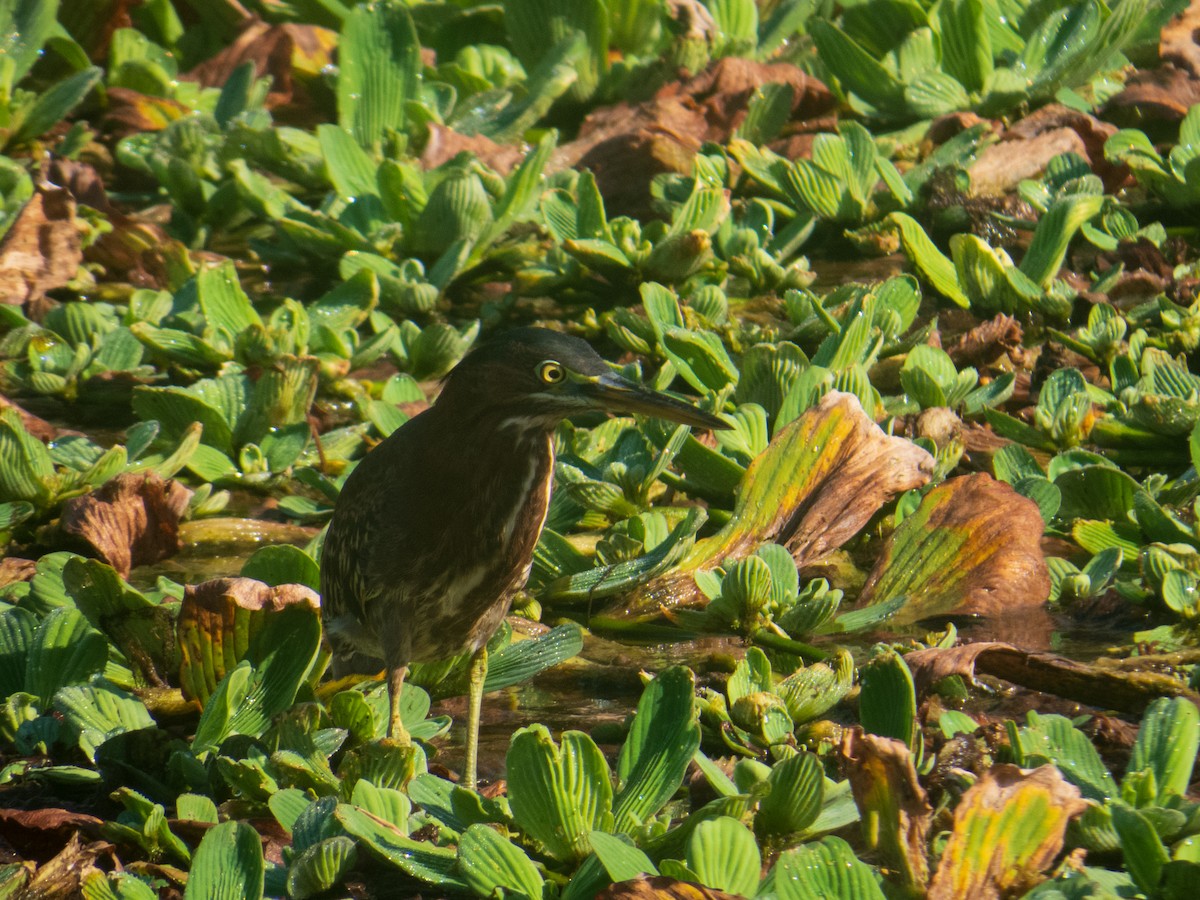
[1,0,1200,897]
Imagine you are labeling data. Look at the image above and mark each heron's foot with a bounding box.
[386,663,412,745]
[386,715,412,746]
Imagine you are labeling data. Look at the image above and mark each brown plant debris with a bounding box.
[904,642,1200,714]
[928,764,1088,900]
[1161,2,1200,77]
[615,392,933,620]
[185,19,338,123]
[1103,65,1200,129]
[0,186,84,319]
[177,577,320,704]
[0,557,36,588]
[856,474,1051,622]
[59,472,193,578]
[597,876,743,900]
[949,314,1023,368]
[421,123,527,175]
[555,57,833,218]
[841,728,932,891]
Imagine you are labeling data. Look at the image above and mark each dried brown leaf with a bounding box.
[59,472,193,578]
[597,876,743,900]
[184,19,337,122]
[1161,2,1200,76]
[1103,65,1200,128]
[0,557,36,589]
[949,314,1023,367]
[856,474,1050,622]
[970,128,1087,197]
[841,728,932,890]
[0,187,83,318]
[614,392,933,620]
[421,124,527,174]
[928,764,1088,900]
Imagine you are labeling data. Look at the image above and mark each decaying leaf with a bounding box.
[0,187,84,318]
[555,57,833,218]
[969,129,1087,197]
[0,556,35,589]
[102,87,192,136]
[904,642,1200,714]
[185,20,338,121]
[59,472,193,578]
[856,473,1050,622]
[841,727,932,892]
[949,314,1023,367]
[422,124,527,174]
[597,876,743,900]
[929,764,1088,900]
[2,832,105,896]
[615,392,933,619]
[177,577,320,705]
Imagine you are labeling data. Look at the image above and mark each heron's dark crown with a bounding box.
[435,328,609,417]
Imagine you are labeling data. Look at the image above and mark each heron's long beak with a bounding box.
[586,372,730,431]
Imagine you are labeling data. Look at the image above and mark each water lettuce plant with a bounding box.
[2,1,1200,897]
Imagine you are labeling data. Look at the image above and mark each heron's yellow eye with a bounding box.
[537,360,565,384]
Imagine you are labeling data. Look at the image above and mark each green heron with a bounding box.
[320,327,727,789]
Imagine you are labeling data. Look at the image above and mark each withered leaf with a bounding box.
[597,876,743,900]
[555,58,832,219]
[969,128,1087,197]
[613,392,933,621]
[904,641,1200,714]
[841,728,932,891]
[59,472,193,578]
[177,577,320,705]
[184,20,338,123]
[856,473,1050,623]
[948,314,1023,368]
[421,123,527,174]
[928,764,1088,900]
[0,187,83,319]
[0,556,36,588]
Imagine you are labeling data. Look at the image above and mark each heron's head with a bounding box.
[438,327,728,432]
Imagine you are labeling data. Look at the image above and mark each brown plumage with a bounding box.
[320,327,727,788]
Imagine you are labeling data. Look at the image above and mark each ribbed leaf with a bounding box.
[0,608,35,698]
[858,649,918,753]
[1110,803,1168,896]
[810,20,904,112]
[685,816,761,897]
[613,667,700,832]
[337,0,420,148]
[286,836,358,900]
[0,414,57,505]
[184,821,264,900]
[935,0,992,93]
[755,751,823,838]
[483,623,583,692]
[888,213,969,307]
[1019,195,1105,287]
[589,831,659,881]
[457,824,544,900]
[317,124,379,199]
[25,608,108,703]
[771,837,886,900]
[335,803,466,887]
[12,66,103,145]
[53,680,155,762]
[1017,712,1117,803]
[506,725,614,862]
[1128,697,1199,803]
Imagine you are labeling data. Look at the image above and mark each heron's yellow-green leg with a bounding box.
[465,646,488,791]
[387,664,412,744]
